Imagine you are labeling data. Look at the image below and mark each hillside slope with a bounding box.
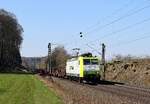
[106,59,150,88]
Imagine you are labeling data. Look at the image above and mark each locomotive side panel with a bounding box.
[66,58,80,77]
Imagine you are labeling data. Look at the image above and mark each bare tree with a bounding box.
[51,46,69,74]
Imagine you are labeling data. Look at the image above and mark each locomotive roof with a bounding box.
[67,56,99,62]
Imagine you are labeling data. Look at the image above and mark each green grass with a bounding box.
[0,74,62,104]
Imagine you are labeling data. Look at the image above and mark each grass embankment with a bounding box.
[0,74,62,104]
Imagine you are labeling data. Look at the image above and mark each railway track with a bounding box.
[52,77,150,104]
[90,84,150,104]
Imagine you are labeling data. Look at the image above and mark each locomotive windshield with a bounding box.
[83,59,90,65]
[91,59,98,65]
[83,59,99,65]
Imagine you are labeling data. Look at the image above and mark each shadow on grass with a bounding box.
[0,71,35,75]
[0,65,36,75]
[0,89,7,95]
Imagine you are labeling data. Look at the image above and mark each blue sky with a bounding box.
[0,0,150,59]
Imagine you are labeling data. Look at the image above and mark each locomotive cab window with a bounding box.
[91,59,98,65]
[83,59,90,65]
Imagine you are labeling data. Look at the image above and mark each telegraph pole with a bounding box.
[48,43,52,75]
[101,43,106,80]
